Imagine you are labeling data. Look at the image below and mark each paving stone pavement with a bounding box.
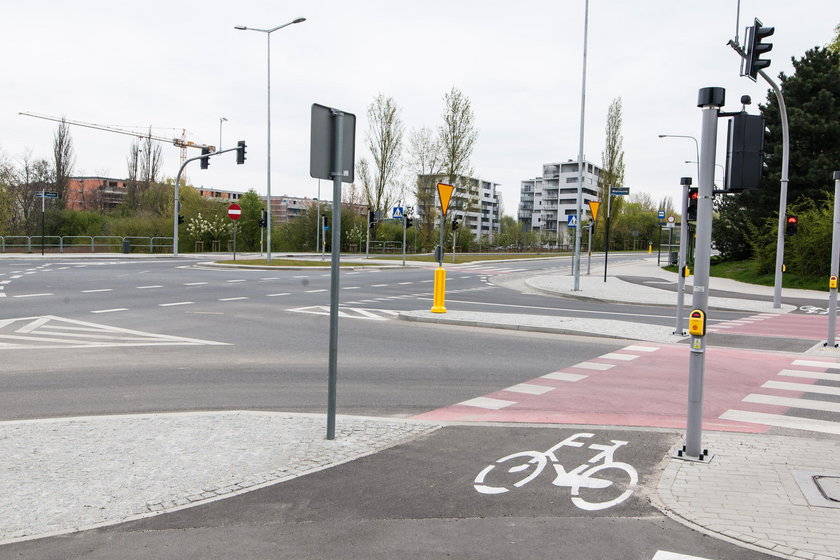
[657,432,840,560]
[0,411,439,544]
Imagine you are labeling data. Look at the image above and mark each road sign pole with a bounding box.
[586,222,592,275]
[41,193,46,256]
[326,110,344,441]
[681,87,724,463]
[233,222,237,261]
[827,171,840,347]
[603,193,611,282]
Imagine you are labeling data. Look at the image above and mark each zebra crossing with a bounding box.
[288,306,400,321]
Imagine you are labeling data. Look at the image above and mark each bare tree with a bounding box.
[52,118,75,209]
[439,87,478,234]
[140,129,163,185]
[407,126,443,245]
[360,94,404,235]
[126,138,141,210]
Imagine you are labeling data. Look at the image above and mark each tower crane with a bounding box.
[18,111,215,184]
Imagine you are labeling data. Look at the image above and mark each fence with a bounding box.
[0,236,175,254]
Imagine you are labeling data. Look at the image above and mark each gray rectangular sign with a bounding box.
[310,103,355,183]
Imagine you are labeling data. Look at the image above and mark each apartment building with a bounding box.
[416,175,502,240]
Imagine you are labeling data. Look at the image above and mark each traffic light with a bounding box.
[687,188,699,221]
[200,147,211,169]
[785,215,798,236]
[452,217,460,231]
[725,113,766,191]
[405,217,413,228]
[258,209,267,228]
[368,210,376,229]
[744,18,774,81]
[322,215,328,230]
[178,215,185,225]
[236,141,246,165]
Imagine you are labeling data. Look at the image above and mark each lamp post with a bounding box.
[659,134,700,182]
[235,17,306,263]
[685,161,724,187]
[218,117,228,151]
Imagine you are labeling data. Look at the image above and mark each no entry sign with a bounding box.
[227,203,242,221]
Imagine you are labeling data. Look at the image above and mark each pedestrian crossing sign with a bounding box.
[567,215,578,228]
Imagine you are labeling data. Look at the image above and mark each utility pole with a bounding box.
[675,177,692,335]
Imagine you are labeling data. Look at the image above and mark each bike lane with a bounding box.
[413,344,840,435]
[1,425,776,560]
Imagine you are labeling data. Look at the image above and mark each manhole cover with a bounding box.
[794,471,840,509]
[814,475,840,502]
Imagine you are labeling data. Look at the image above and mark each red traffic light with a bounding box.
[786,216,798,224]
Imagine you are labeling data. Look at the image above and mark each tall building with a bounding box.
[518,160,601,243]
[416,175,502,240]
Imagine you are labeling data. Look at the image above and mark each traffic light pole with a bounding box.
[680,87,724,463]
[674,177,691,335]
[172,146,240,257]
[827,171,840,348]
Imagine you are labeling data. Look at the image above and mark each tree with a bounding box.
[359,94,404,238]
[439,87,478,247]
[828,23,840,56]
[713,46,840,259]
[52,119,75,209]
[594,98,626,249]
[407,126,443,248]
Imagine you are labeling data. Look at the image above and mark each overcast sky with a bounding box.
[2,1,837,216]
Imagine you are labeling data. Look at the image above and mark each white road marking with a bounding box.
[136,285,163,289]
[219,297,248,301]
[763,380,840,396]
[293,275,309,278]
[266,293,290,297]
[184,282,207,286]
[503,383,555,395]
[458,396,516,410]
[91,308,129,314]
[600,353,640,361]
[13,293,53,298]
[226,279,246,283]
[261,277,280,280]
[159,301,194,307]
[569,362,615,371]
[743,393,840,413]
[624,345,659,352]
[652,551,715,560]
[372,284,388,287]
[420,279,433,283]
[541,372,588,382]
[778,369,840,381]
[792,359,840,370]
[398,281,413,285]
[342,286,360,290]
[720,409,840,435]
[81,289,113,293]
[305,289,327,293]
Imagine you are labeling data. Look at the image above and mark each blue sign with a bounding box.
[392,206,404,219]
[567,215,578,228]
[658,210,666,220]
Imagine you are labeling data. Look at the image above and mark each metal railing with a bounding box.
[0,235,175,254]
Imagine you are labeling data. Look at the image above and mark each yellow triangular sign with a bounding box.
[587,200,600,221]
[437,183,455,216]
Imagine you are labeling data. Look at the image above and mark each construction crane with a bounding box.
[18,111,215,184]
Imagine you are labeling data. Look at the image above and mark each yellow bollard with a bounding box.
[431,267,447,313]
[648,242,652,254]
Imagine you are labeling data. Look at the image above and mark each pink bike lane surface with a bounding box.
[414,342,840,435]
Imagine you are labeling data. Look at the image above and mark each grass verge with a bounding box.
[666,259,827,291]
[215,259,381,267]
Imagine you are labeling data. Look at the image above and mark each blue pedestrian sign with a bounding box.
[658,210,666,220]
[392,206,404,219]
[567,215,578,228]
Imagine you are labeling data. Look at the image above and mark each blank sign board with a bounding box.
[310,103,356,183]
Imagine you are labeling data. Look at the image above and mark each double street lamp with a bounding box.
[658,134,700,183]
[235,17,306,263]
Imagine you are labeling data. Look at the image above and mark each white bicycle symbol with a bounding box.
[800,305,829,315]
[474,432,638,511]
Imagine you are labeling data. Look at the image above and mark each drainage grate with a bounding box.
[794,471,840,509]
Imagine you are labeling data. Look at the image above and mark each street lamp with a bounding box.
[658,134,700,182]
[685,160,724,187]
[218,117,228,151]
[235,17,306,263]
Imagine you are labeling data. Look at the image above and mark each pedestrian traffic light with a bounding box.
[744,18,774,81]
[687,188,699,221]
[322,215,328,229]
[178,215,184,224]
[405,217,413,228]
[236,141,247,165]
[258,218,266,228]
[200,147,211,169]
[368,210,376,229]
[785,215,798,236]
[259,209,267,228]
[452,217,460,231]
[725,113,765,191]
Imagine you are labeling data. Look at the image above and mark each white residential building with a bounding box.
[518,160,601,244]
[417,175,502,240]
